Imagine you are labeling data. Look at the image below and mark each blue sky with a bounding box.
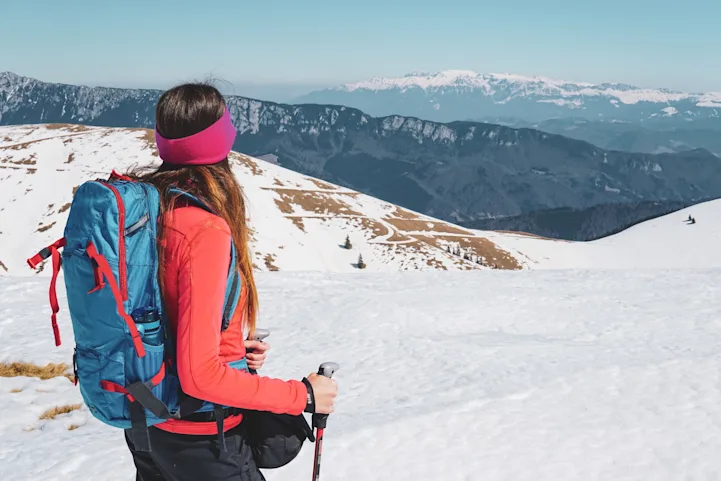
[2,0,720,99]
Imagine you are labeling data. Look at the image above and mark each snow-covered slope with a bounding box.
[295,70,721,126]
[2,123,720,276]
[486,198,721,269]
[0,124,523,275]
[3,269,721,480]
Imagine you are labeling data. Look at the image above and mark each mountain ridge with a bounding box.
[294,69,721,127]
[3,72,721,225]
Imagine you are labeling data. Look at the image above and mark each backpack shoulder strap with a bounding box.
[168,188,242,331]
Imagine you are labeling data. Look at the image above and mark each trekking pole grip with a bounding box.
[247,329,270,375]
[312,362,339,429]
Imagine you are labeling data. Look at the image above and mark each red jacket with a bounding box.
[154,205,307,435]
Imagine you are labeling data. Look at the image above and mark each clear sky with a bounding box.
[2,0,720,99]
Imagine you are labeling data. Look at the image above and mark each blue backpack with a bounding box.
[27,171,247,451]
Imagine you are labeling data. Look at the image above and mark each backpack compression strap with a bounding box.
[27,237,67,347]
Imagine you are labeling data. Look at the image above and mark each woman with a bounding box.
[124,83,338,481]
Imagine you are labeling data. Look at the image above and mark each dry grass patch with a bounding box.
[0,362,73,381]
[37,221,56,233]
[389,207,420,220]
[58,202,72,213]
[67,424,80,431]
[0,260,7,272]
[273,178,285,187]
[27,168,36,174]
[415,235,522,270]
[384,217,472,236]
[264,254,280,271]
[386,230,413,242]
[290,217,306,232]
[230,153,264,176]
[494,229,565,242]
[44,124,90,132]
[72,185,80,195]
[66,152,75,163]
[10,388,22,393]
[1,155,37,165]
[128,128,158,156]
[357,218,389,238]
[39,404,82,420]
[272,189,363,217]
[308,178,337,190]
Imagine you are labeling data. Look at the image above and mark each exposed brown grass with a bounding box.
[494,229,565,241]
[27,168,36,174]
[39,404,82,420]
[386,230,413,242]
[389,207,420,220]
[67,424,80,431]
[272,189,363,217]
[290,217,306,232]
[414,235,522,270]
[72,185,80,195]
[230,153,264,176]
[308,178,337,190]
[58,202,72,213]
[127,128,158,156]
[357,218,389,238]
[264,254,280,271]
[66,152,75,163]
[37,222,56,233]
[0,362,73,381]
[10,388,22,393]
[44,124,90,132]
[273,178,285,187]
[1,156,36,165]
[384,217,472,236]
[0,260,7,272]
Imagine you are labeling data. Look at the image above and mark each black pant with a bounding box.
[125,423,266,481]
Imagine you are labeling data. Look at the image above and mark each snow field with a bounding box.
[2,269,721,480]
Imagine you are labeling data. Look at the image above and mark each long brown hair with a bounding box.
[129,83,258,334]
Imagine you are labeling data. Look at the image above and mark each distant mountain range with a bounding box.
[296,70,721,126]
[2,71,721,226]
[294,70,721,154]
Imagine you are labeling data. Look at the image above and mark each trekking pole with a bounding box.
[248,329,270,375]
[312,361,340,481]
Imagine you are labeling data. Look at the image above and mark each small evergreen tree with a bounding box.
[357,254,366,269]
[343,235,352,250]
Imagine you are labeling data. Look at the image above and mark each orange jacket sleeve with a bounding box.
[173,216,307,415]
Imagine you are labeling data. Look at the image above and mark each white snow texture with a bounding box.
[1,124,721,481]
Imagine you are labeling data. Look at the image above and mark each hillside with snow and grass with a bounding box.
[2,123,721,277]
[0,123,525,276]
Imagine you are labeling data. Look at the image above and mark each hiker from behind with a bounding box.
[124,84,338,480]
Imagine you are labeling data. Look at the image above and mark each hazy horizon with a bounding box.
[2,0,720,98]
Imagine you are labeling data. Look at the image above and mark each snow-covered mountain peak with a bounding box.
[331,70,721,106]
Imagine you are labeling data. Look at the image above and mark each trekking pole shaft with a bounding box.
[312,428,325,481]
[311,362,339,481]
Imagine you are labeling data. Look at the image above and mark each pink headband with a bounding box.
[155,107,237,165]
